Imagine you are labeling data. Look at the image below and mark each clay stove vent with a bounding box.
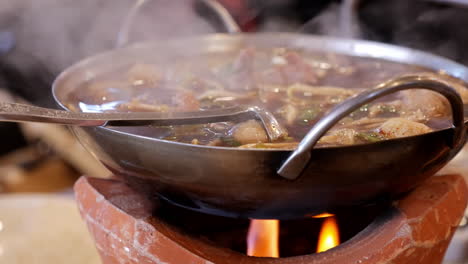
[246,215,340,258]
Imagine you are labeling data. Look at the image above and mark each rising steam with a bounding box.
[0,0,214,72]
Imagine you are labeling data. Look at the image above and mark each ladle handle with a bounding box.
[0,102,287,140]
[0,102,256,126]
[0,102,107,126]
[278,73,466,180]
[116,0,240,48]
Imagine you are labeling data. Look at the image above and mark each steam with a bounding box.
[357,0,468,65]
[297,0,468,66]
[0,0,215,72]
[1,0,467,92]
[297,3,345,37]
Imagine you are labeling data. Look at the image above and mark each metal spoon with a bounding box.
[0,102,287,141]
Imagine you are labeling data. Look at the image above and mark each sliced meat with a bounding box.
[257,51,318,86]
[400,90,450,120]
[223,48,256,91]
[399,72,468,120]
[444,77,468,103]
[230,120,268,145]
[173,91,200,111]
[453,82,468,102]
[282,52,318,84]
[417,72,468,103]
[118,98,169,112]
[318,128,357,146]
[378,118,432,139]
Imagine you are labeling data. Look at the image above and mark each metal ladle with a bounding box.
[0,103,287,141]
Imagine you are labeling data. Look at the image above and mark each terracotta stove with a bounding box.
[75,174,467,264]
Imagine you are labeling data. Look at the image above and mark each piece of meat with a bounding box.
[224,48,256,91]
[185,77,224,94]
[378,118,432,139]
[400,90,450,120]
[173,91,200,111]
[257,51,318,86]
[452,81,468,102]
[399,72,468,120]
[338,117,388,130]
[118,98,169,112]
[207,138,222,146]
[417,72,468,103]
[440,75,468,103]
[119,88,199,112]
[318,128,357,146]
[230,120,268,145]
[282,52,318,84]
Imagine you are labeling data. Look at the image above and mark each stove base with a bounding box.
[75,174,467,264]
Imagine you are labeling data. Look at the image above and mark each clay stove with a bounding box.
[75,174,467,264]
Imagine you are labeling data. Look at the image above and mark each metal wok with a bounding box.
[53,33,468,219]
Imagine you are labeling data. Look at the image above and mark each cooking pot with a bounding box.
[52,32,468,219]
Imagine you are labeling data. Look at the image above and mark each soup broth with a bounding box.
[68,47,468,149]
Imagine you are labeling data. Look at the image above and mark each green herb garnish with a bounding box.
[355,132,384,143]
[220,137,242,147]
[298,108,320,125]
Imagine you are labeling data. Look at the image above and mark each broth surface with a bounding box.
[68,47,468,149]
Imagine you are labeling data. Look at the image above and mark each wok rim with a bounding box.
[52,32,468,153]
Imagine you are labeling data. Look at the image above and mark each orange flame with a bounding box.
[316,216,340,253]
[311,213,334,219]
[247,220,279,258]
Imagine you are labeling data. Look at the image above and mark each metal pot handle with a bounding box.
[194,0,242,34]
[277,73,466,180]
[116,0,241,48]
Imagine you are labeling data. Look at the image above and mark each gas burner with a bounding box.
[75,173,467,264]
